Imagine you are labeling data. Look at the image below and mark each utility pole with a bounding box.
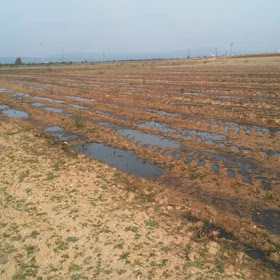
[61,48,64,62]
[215,48,218,57]
[225,50,228,56]
[188,48,190,59]
[230,42,233,56]
[40,43,44,63]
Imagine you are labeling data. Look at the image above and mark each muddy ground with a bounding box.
[0,55,279,279]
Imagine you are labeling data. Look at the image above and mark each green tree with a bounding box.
[15,57,22,65]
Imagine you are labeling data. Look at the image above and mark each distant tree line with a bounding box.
[0,61,75,67]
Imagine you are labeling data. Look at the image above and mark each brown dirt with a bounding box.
[0,55,280,279]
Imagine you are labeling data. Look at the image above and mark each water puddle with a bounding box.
[252,209,280,235]
[95,111,126,122]
[184,147,265,184]
[12,84,280,136]
[261,181,271,191]
[95,110,112,116]
[261,151,280,158]
[12,82,24,86]
[184,135,192,140]
[227,170,235,178]
[44,126,85,141]
[182,92,205,97]
[130,87,147,91]
[18,84,96,103]
[241,148,252,154]
[185,156,193,163]
[211,165,219,174]
[73,143,163,178]
[144,108,179,117]
[255,177,271,191]
[68,104,89,109]
[97,120,278,184]
[205,151,254,173]
[202,118,274,137]
[95,121,122,129]
[12,85,95,107]
[65,95,95,102]
[222,121,273,136]
[34,96,66,104]
[245,248,266,262]
[44,83,62,88]
[198,160,205,167]
[42,107,72,117]
[31,102,70,117]
[173,153,182,160]
[116,128,181,149]
[234,127,240,134]
[137,121,176,134]
[260,151,268,157]
[230,145,240,152]
[241,171,252,185]
[0,88,10,93]
[30,86,49,92]
[0,105,10,110]
[12,91,90,115]
[162,150,171,156]
[44,126,64,133]
[0,105,29,119]
[31,102,45,107]
[170,90,276,101]
[206,149,280,184]
[184,129,227,142]
[106,101,280,135]
[96,121,181,150]
[11,92,31,99]
[205,140,214,145]
[138,121,228,143]
[243,246,280,270]
[108,102,180,117]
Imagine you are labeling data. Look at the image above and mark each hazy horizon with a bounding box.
[1,0,280,60]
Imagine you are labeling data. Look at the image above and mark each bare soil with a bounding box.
[0,55,280,279]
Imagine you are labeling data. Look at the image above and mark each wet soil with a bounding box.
[3,118,280,280]
[0,55,280,279]
[74,142,163,178]
[0,104,29,119]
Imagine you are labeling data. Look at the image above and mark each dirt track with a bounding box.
[0,55,280,279]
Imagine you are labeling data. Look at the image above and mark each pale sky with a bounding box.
[1,0,280,57]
